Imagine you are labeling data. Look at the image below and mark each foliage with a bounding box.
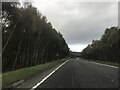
[2,2,69,72]
[81,27,120,63]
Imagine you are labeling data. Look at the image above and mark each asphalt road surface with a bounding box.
[35,58,118,88]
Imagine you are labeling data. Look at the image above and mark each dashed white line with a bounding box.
[30,60,69,90]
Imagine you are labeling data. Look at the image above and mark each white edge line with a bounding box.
[89,61,118,69]
[30,60,69,90]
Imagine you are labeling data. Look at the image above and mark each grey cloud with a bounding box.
[33,1,117,45]
[61,18,117,44]
[59,2,117,44]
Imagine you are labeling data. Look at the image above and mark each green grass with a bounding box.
[2,59,66,87]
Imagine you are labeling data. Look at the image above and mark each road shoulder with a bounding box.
[16,60,68,88]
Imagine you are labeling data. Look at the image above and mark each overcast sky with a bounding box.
[31,0,118,52]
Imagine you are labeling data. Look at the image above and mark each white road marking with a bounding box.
[30,60,69,90]
[90,61,118,69]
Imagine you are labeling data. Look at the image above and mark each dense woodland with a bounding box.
[81,27,120,63]
[2,2,69,72]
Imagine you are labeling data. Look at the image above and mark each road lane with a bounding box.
[36,58,118,88]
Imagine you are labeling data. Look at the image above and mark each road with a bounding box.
[34,58,118,88]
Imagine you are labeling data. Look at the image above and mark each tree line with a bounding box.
[81,27,120,63]
[2,2,69,72]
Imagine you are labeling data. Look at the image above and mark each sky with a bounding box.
[27,0,118,52]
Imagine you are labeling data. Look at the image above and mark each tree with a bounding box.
[81,27,120,63]
[2,2,69,72]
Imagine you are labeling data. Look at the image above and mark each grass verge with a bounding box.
[84,58,119,67]
[2,59,66,87]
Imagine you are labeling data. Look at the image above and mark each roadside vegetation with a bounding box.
[2,59,66,87]
[2,2,69,72]
[81,27,120,64]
